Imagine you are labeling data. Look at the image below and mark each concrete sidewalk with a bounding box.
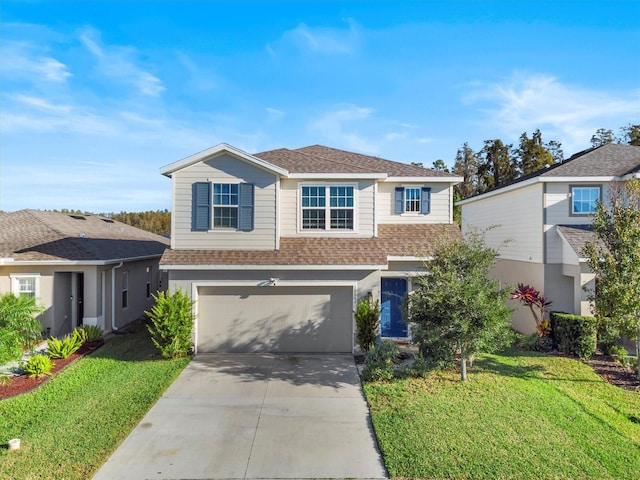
[92,354,387,479]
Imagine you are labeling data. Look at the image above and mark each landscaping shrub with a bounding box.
[550,312,597,359]
[23,354,54,378]
[597,320,620,355]
[47,334,83,359]
[146,289,195,359]
[0,293,44,364]
[76,324,103,343]
[361,340,399,382]
[608,345,631,367]
[355,295,380,353]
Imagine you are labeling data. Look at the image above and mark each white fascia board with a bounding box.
[161,264,388,271]
[286,173,387,180]
[387,255,434,262]
[1,255,163,267]
[160,143,289,177]
[385,176,462,183]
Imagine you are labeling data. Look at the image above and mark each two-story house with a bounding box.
[459,144,640,332]
[159,143,462,353]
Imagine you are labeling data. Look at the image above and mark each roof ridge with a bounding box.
[22,209,68,240]
[289,147,374,173]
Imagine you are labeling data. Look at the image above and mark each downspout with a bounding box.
[111,262,123,332]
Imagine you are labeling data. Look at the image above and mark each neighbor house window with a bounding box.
[571,186,601,215]
[213,183,239,228]
[122,271,129,309]
[301,185,354,230]
[11,274,40,300]
[395,186,431,214]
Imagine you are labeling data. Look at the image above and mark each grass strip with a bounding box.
[0,324,190,480]
[364,348,640,480]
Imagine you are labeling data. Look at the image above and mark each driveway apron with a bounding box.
[92,354,387,479]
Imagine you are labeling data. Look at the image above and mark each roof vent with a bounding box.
[101,218,115,224]
[69,215,86,220]
[79,233,86,238]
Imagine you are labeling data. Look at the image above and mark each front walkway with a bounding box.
[92,354,387,479]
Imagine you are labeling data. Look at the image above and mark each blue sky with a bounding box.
[1,1,638,212]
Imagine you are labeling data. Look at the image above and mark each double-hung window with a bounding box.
[122,271,129,309]
[571,185,601,215]
[11,274,39,300]
[213,183,239,228]
[395,186,431,214]
[301,185,354,230]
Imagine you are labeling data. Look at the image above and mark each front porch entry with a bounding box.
[381,277,408,338]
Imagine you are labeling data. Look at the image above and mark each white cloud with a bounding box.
[1,41,71,83]
[269,19,361,55]
[12,94,72,113]
[79,28,165,97]
[311,105,379,153]
[466,73,640,153]
[265,107,285,123]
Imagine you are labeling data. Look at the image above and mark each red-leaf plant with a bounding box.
[510,283,552,336]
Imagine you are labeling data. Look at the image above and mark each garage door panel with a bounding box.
[198,286,352,353]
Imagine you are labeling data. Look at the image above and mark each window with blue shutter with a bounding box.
[192,182,211,231]
[238,183,255,231]
[395,186,431,215]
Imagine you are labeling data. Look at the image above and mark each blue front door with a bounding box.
[381,278,408,338]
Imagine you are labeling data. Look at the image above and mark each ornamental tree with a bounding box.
[408,231,513,381]
[510,284,552,336]
[583,178,640,378]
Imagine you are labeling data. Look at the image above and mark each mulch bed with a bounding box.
[587,354,639,392]
[0,341,103,400]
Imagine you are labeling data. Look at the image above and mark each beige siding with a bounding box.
[377,182,452,224]
[462,183,544,263]
[279,179,375,237]
[544,182,608,263]
[171,153,277,250]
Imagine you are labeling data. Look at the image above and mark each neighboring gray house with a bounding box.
[0,210,170,337]
[160,143,462,353]
[459,144,640,332]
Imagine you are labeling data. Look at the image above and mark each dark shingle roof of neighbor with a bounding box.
[254,145,455,178]
[540,144,640,178]
[0,210,169,262]
[160,223,462,267]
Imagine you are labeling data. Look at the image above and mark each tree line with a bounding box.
[50,209,171,236]
[430,124,640,202]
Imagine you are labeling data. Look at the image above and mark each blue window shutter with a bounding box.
[395,187,404,214]
[192,182,211,231]
[421,187,431,214]
[238,183,254,231]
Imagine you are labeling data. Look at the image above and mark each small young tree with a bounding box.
[583,178,640,378]
[355,295,381,353]
[146,289,195,359]
[408,231,513,381]
[0,293,44,364]
[510,284,552,336]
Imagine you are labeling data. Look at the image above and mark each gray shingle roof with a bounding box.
[0,210,169,263]
[254,145,454,177]
[160,223,462,267]
[556,224,604,258]
[541,144,640,178]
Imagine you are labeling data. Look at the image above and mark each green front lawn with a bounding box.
[0,323,190,480]
[365,348,640,480]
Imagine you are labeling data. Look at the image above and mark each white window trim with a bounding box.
[211,182,239,230]
[297,182,358,233]
[10,273,41,303]
[400,185,423,215]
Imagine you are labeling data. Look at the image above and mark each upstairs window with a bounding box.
[192,182,254,231]
[213,183,239,228]
[571,186,601,215]
[395,186,431,214]
[301,185,354,230]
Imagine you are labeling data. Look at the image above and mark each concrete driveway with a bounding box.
[92,354,387,479]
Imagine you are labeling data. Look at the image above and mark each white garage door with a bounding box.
[197,285,353,353]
